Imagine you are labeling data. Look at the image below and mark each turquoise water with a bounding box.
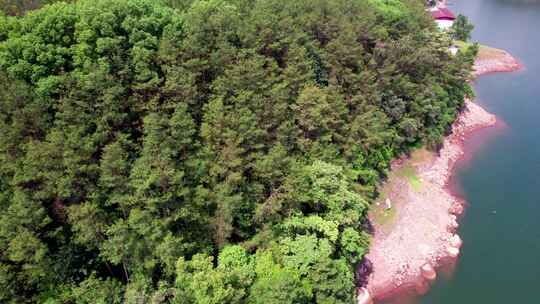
[418,1,540,303]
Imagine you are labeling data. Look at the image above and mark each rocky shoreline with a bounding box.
[358,48,522,304]
[473,47,522,77]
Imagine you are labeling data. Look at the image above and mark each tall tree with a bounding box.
[452,14,475,41]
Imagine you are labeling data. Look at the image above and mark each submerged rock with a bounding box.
[415,279,430,295]
[421,263,437,281]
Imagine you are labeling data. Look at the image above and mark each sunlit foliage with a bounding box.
[0,0,476,302]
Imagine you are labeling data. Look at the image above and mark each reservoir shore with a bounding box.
[358,47,522,304]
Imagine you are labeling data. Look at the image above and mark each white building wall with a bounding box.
[436,19,454,30]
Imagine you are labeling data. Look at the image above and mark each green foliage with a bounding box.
[249,251,312,304]
[452,14,475,41]
[0,0,476,302]
[368,0,410,19]
[70,274,124,304]
[175,246,255,304]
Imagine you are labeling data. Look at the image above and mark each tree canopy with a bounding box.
[0,0,476,303]
[452,14,475,41]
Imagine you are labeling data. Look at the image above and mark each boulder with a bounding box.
[450,203,464,215]
[357,288,373,304]
[448,215,459,231]
[450,234,463,249]
[447,246,460,258]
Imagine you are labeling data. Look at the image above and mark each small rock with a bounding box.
[385,198,392,210]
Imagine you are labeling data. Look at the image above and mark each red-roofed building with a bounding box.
[431,7,456,20]
[430,7,456,30]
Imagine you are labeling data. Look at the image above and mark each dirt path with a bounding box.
[358,47,522,303]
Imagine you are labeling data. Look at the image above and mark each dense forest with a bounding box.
[0,0,477,303]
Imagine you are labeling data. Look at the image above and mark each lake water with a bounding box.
[418,0,540,303]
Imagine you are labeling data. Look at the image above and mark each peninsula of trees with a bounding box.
[0,0,476,302]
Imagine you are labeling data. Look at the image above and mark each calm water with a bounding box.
[419,0,540,303]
